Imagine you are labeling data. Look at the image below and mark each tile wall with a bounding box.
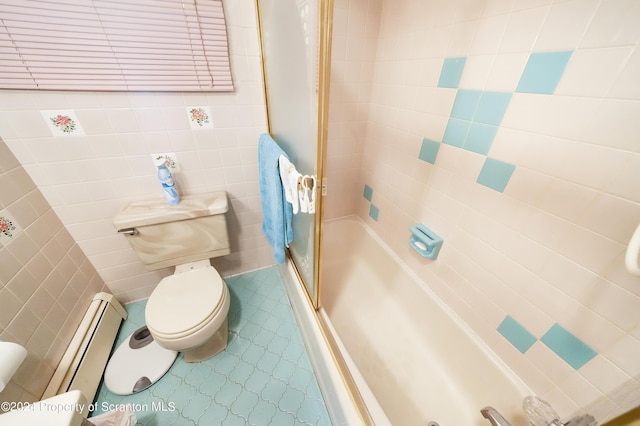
[327,0,640,422]
[323,0,382,220]
[0,138,106,405]
[0,2,271,303]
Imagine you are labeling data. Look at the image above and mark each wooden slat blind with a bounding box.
[0,0,234,91]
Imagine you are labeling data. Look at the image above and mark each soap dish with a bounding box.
[409,224,443,260]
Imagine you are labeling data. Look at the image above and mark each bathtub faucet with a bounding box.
[481,406,512,426]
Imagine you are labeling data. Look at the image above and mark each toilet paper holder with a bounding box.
[409,224,443,260]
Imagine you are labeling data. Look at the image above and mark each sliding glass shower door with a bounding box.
[256,0,332,304]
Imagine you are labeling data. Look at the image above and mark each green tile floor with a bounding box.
[92,267,332,425]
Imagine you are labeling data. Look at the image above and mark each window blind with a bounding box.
[0,0,233,91]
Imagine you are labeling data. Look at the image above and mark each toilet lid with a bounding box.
[146,267,225,335]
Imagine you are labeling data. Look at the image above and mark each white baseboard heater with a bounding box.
[43,293,127,407]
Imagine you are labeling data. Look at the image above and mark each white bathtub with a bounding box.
[291,215,532,426]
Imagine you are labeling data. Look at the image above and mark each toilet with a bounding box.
[113,191,232,362]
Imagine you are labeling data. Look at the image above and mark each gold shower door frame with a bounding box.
[256,1,375,424]
[255,0,331,309]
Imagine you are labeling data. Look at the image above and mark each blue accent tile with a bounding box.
[516,51,573,94]
[442,118,471,148]
[541,323,598,369]
[497,315,537,354]
[438,57,467,88]
[363,184,373,201]
[419,138,440,164]
[451,89,482,120]
[369,204,380,221]
[465,122,499,155]
[475,91,513,125]
[477,158,516,192]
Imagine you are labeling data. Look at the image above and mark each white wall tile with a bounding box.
[458,55,495,89]
[485,52,529,92]
[559,371,603,410]
[581,99,640,152]
[326,0,640,421]
[604,335,640,377]
[498,6,549,53]
[470,13,509,55]
[556,47,634,98]
[609,47,640,100]
[534,0,599,51]
[0,141,104,402]
[580,0,640,48]
[0,0,272,304]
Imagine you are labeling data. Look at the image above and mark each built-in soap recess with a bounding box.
[409,224,443,260]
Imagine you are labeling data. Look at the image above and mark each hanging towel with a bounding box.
[278,155,303,214]
[258,133,293,264]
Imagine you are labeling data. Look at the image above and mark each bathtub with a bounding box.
[282,215,532,426]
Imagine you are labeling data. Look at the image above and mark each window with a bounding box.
[0,0,233,91]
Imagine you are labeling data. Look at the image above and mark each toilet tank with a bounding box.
[113,191,230,271]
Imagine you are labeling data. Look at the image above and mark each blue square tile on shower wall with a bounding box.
[363,184,373,201]
[442,118,470,148]
[476,158,516,192]
[451,89,482,120]
[418,138,440,164]
[369,204,380,221]
[541,323,597,369]
[474,91,512,125]
[465,122,498,155]
[516,51,573,94]
[438,57,466,88]
[497,315,537,354]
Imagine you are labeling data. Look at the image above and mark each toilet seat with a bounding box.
[145,266,226,338]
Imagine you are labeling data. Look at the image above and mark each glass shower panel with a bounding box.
[258,0,320,299]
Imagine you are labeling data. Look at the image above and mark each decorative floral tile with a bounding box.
[186,106,213,129]
[0,211,21,244]
[40,110,85,136]
[151,152,179,171]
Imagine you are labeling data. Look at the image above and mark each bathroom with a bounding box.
[1,0,639,424]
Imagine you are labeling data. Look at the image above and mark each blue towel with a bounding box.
[258,133,293,264]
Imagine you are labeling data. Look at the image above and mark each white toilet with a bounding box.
[113,191,232,362]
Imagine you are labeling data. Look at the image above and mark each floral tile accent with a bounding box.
[40,110,85,136]
[0,211,21,244]
[151,152,179,171]
[186,106,213,129]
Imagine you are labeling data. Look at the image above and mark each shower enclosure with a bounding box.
[256,0,332,305]
[257,0,381,423]
[258,0,640,424]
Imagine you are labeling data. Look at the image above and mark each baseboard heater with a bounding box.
[43,292,127,408]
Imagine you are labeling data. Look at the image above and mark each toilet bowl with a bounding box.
[113,191,233,363]
[145,260,230,362]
